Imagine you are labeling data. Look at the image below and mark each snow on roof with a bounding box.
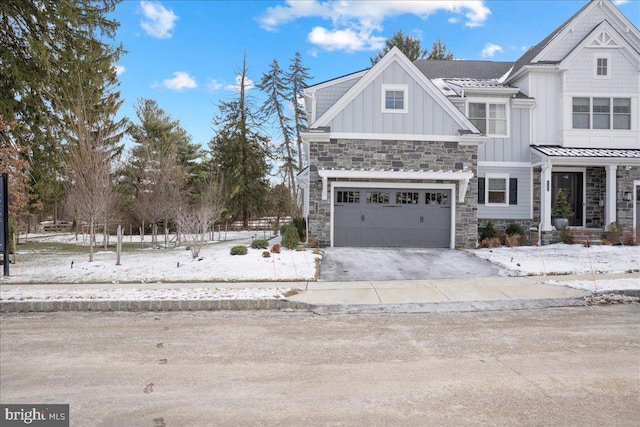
[532,146,640,158]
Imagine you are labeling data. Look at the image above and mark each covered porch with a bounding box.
[531,146,640,234]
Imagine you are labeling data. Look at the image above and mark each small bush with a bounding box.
[623,227,637,246]
[306,236,318,248]
[505,223,525,236]
[479,237,501,248]
[230,245,248,255]
[251,239,269,249]
[262,251,271,258]
[559,227,574,244]
[282,225,300,249]
[505,234,523,247]
[291,217,306,239]
[601,238,612,245]
[280,223,292,237]
[479,222,498,241]
[606,222,623,244]
[271,243,281,254]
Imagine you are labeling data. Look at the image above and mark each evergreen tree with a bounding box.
[287,52,312,174]
[209,53,270,228]
[0,0,122,217]
[427,37,454,60]
[370,30,427,65]
[258,59,297,214]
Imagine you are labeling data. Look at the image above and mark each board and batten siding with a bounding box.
[478,166,532,220]
[315,76,362,120]
[327,62,461,136]
[478,107,531,163]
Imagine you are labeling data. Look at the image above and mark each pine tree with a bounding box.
[210,53,270,228]
[258,59,297,214]
[370,30,427,65]
[0,0,122,218]
[287,52,312,175]
[427,37,454,60]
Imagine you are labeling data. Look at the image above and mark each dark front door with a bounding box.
[552,172,583,226]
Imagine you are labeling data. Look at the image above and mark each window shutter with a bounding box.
[509,178,518,205]
[478,178,485,204]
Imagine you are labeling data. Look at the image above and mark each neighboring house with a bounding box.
[299,0,640,248]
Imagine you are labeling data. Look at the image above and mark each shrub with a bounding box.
[605,222,623,244]
[262,251,271,258]
[505,223,525,236]
[271,243,281,254]
[479,237,501,248]
[479,222,498,241]
[251,239,269,249]
[505,234,523,247]
[552,190,573,219]
[559,227,574,244]
[291,217,306,239]
[282,225,300,249]
[230,245,248,255]
[306,236,318,248]
[623,228,637,246]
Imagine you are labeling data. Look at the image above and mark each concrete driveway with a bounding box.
[319,247,504,281]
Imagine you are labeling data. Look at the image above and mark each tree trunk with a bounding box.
[89,218,94,262]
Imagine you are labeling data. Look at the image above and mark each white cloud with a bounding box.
[481,43,503,58]
[258,0,490,52]
[115,65,126,76]
[613,1,629,5]
[140,1,178,39]
[308,26,384,52]
[225,75,255,92]
[206,79,224,93]
[163,72,197,90]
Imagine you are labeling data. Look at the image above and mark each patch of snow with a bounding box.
[471,243,640,276]
[546,278,639,293]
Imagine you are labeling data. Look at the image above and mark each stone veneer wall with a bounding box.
[585,167,605,228]
[307,139,478,248]
[617,166,640,231]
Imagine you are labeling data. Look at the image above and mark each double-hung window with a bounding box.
[469,102,507,136]
[572,97,631,130]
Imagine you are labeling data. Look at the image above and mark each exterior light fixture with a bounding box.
[622,190,632,202]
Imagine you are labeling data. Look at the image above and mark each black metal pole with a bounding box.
[2,173,9,276]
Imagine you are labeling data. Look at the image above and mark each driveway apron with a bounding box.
[319,248,504,281]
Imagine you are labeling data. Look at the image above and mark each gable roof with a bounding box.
[312,46,478,133]
[414,60,514,80]
[506,1,593,81]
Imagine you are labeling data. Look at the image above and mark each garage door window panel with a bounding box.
[425,192,449,205]
[337,190,360,204]
[396,192,419,204]
[366,191,390,204]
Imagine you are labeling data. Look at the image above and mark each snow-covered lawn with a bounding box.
[2,231,320,284]
[471,243,640,292]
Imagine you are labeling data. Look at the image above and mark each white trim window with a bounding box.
[572,97,631,130]
[468,102,507,136]
[485,174,509,206]
[594,55,611,79]
[381,84,408,113]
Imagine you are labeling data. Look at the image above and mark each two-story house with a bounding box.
[299,0,640,248]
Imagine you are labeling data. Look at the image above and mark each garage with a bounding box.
[334,187,452,248]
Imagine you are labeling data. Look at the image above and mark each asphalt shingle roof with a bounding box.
[413,60,514,80]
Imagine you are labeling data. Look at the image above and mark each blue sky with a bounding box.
[110,0,639,150]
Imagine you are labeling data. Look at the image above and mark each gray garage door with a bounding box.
[334,188,452,248]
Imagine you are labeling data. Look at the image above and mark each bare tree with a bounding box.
[178,174,223,259]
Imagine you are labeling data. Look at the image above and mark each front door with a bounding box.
[552,172,584,226]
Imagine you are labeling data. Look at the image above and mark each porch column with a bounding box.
[541,162,553,231]
[605,164,617,227]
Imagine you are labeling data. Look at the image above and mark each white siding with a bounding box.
[528,71,563,145]
[479,106,531,162]
[564,47,638,93]
[315,76,362,119]
[328,62,460,136]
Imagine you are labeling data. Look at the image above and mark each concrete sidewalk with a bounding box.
[288,276,589,305]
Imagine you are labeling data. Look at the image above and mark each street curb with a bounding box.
[0,298,310,313]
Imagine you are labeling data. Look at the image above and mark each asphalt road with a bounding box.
[1,306,638,426]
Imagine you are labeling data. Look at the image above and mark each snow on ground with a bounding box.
[471,243,640,292]
[2,231,320,284]
[471,243,640,276]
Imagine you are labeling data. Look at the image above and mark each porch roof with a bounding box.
[531,145,640,166]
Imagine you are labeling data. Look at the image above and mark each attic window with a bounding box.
[594,55,610,79]
[381,84,408,113]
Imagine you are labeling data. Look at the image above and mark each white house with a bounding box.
[300,0,640,248]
